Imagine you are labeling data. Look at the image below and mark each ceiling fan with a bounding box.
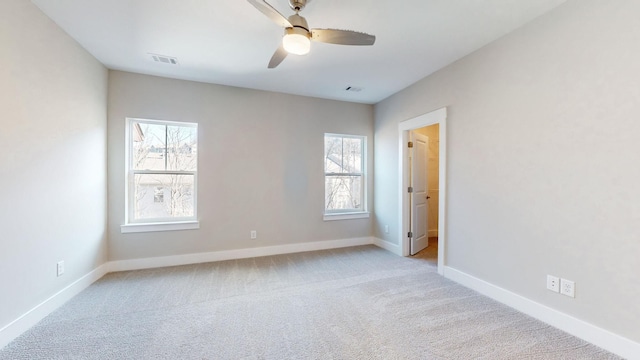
[247,0,376,68]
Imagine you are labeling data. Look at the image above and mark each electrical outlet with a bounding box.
[560,278,575,298]
[57,261,65,277]
[546,275,559,293]
[384,225,389,234]
[250,230,257,239]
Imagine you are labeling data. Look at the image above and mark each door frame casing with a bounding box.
[398,107,447,275]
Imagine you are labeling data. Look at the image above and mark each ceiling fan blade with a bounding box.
[311,29,376,46]
[268,44,288,69]
[247,0,292,28]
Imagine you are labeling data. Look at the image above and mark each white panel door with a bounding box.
[410,132,429,255]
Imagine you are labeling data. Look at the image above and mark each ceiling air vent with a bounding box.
[149,53,179,65]
[345,86,363,92]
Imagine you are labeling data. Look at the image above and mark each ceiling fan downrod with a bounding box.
[289,0,307,12]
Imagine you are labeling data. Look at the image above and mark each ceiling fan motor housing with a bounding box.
[285,26,309,39]
[287,13,309,31]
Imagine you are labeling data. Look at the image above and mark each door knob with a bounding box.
[426,196,431,199]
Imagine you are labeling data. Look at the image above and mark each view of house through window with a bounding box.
[127,118,198,223]
[324,134,365,213]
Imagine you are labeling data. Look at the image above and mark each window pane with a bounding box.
[132,122,167,171]
[133,174,195,220]
[166,125,197,171]
[325,175,362,211]
[342,137,362,173]
[324,136,343,173]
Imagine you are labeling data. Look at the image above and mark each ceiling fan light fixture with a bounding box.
[282,29,310,55]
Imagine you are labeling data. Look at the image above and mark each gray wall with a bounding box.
[374,0,640,342]
[0,0,108,330]
[108,71,374,260]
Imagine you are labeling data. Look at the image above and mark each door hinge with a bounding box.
[408,232,413,238]
[408,141,413,148]
[408,186,413,193]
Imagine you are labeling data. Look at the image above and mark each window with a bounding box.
[324,134,368,219]
[123,118,198,231]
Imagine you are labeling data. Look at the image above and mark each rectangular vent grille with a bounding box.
[149,54,179,65]
[345,86,363,92]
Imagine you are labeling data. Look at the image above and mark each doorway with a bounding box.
[398,108,447,275]
[408,130,429,255]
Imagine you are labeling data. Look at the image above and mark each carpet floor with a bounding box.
[0,245,621,359]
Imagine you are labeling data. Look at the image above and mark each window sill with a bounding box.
[121,221,200,234]
[323,212,370,221]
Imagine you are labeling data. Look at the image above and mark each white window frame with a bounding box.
[323,133,369,221]
[121,118,199,233]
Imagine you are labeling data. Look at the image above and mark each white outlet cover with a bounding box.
[546,275,560,292]
[560,278,575,298]
[57,261,65,277]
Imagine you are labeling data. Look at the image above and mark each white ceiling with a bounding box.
[32,0,566,104]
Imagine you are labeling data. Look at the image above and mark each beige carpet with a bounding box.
[0,245,620,359]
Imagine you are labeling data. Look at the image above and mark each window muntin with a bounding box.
[127,118,197,224]
[324,134,365,213]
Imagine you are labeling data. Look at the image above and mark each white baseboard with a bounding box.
[443,266,640,360]
[428,229,438,238]
[372,237,402,256]
[0,263,110,349]
[12,242,633,358]
[1,237,377,349]
[109,237,375,272]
